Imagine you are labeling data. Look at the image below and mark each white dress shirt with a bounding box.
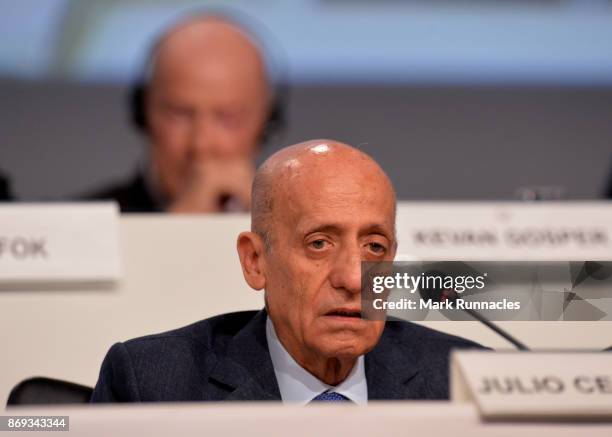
[265,316,368,405]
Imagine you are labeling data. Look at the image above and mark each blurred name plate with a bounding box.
[0,203,121,285]
[451,351,612,421]
[397,202,612,260]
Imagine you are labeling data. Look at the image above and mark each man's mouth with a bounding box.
[325,309,362,318]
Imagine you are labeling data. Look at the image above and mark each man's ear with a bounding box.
[236,231,266,291]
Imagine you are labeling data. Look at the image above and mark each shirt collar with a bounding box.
[265,316,368,405]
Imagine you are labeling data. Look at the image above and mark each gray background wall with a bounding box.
[1,78,611,201]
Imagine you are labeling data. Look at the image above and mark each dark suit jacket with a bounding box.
[0,172,13,201]
[90,310,485,402]
[83,173,161,213]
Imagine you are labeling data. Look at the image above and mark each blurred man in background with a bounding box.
[0,171,13,201]
[87,13,283,213]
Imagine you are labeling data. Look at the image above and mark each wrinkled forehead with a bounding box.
[273,154,396,235]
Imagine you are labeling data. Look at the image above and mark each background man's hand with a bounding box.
[169,157,255,213]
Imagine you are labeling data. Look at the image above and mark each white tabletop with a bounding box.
[5,402,612,437]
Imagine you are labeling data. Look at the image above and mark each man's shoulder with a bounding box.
[81,173,159,212]
[92,311,262,402]
[366,319,487,400]
[120,310,260,357]
[382,318,485,351]
[0,171,13,201]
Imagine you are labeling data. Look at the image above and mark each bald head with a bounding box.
[252,139,396,248]
[149,16,269,98]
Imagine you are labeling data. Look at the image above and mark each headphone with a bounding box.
[128,10,288,146]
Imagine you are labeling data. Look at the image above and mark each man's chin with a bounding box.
[321,343,371,361]
[311,334,377,360]
[308,317,384,358]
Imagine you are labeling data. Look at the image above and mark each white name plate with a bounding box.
[451,351,612,421]
[397,202,612,260]
[0,203,121,284]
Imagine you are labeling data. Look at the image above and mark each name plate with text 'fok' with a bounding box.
[0,203,121,284]
[451,351,612,421]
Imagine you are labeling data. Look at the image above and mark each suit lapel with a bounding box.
[365,324,420,400]
[208,312,423,401]
[208,310,282,401]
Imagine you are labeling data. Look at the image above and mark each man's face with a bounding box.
[145,38,269,200]
[263,156,396,361]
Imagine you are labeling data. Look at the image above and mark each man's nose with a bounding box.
[329,244,362,295]
[189,115,222,159]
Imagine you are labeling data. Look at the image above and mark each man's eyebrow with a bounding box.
[301,223,395,239]
[301,224,343,236]
[362,223,394,239]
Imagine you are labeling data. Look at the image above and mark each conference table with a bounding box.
[5,402,612,436]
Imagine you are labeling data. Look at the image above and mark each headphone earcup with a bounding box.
[129,83,148,132]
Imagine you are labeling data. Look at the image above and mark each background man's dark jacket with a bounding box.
[90,310,485,402]
[0,172,13,201]
[84,174,160,213]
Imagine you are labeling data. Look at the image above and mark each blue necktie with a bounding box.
[311,391,350,402]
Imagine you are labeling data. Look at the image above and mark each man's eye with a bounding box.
[368,242,386,254]
[310,239,328,250]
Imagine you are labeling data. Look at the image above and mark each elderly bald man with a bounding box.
[87,14,277,213]
[91,140,484,403]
